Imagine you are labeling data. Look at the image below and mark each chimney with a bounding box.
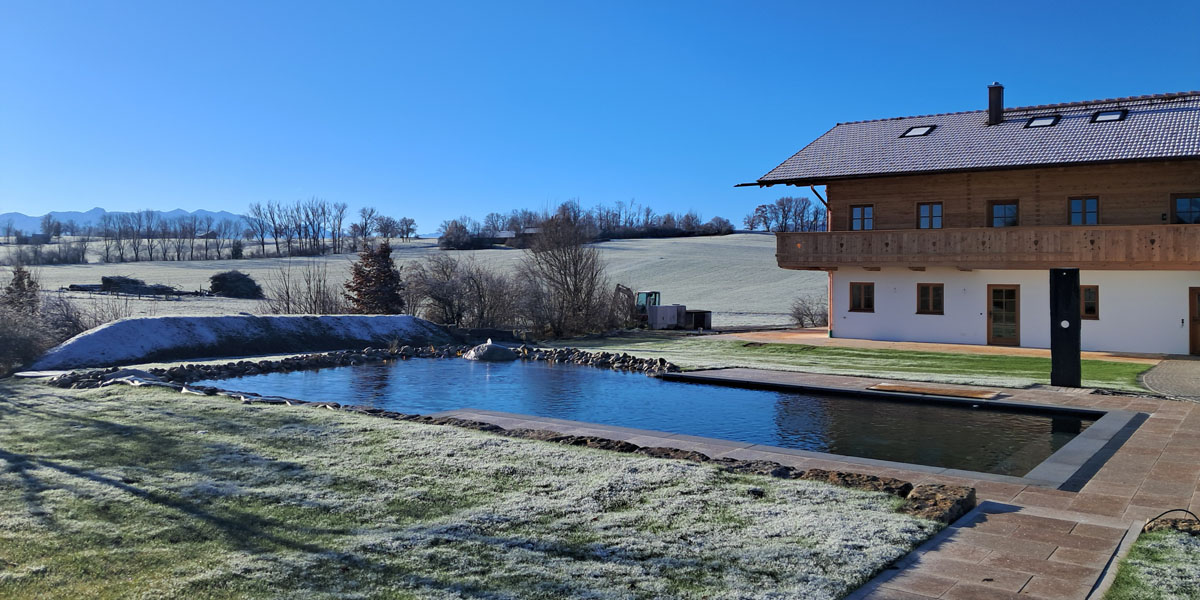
[988,82,1004,126]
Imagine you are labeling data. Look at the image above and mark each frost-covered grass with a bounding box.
[0,379,937,599]
[1106,529,1200,600]
[556,336,1151,392]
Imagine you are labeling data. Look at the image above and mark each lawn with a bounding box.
[0,379,938,599]
[1106,529,1200,600]
[555,336,1152,392]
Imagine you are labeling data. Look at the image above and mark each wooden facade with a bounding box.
[777,223,1200,270]
[775,159,1200,271]
[825,160,1200,231]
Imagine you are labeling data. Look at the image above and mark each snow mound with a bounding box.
[33,314,450,370]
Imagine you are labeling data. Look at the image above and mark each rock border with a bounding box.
[45,344,682,388]
[44,361,975,524]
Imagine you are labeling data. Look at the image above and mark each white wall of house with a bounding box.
[830,268,1200,354]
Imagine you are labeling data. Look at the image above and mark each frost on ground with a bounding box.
[24,234,824,328]
[1107,530,1200,600]
[30,314,449,370]
[0,380,938,599]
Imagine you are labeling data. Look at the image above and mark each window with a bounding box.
[850,205,874,230]
[917,283,944,315]
[1081,285,1099,320]
[900,125,936,137]
[1026,115,1060,128]
[989,201,1019,227]
[917,202,943,229]
[850,282,874,312]
[1172,195,1200,224]
[1091,109,1128,123]
[1070,197,1099,225]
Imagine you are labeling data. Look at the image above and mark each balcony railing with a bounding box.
[776,224,1200,270]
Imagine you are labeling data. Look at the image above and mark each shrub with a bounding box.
[209,270,263,299]
[790,294,829,328]
[262,261,347,314]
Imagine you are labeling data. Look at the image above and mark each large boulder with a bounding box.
[463,340,518,362]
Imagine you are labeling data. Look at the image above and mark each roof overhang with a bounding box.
[737,155,1200,189]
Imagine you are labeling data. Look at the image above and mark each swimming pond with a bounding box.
[194,359,1095,477]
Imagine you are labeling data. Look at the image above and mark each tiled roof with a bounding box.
[754,91,1200,186]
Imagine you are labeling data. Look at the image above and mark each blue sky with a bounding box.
[1,0,1197,229]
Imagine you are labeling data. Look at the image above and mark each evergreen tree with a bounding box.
[2,265,40,314]
[343,242,405,314]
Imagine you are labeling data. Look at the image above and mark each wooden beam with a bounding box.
[908,266,926,271]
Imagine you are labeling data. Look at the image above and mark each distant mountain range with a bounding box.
[0,208,243,233]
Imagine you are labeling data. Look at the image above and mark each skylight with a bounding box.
[1025,115,1060,128]
[900,125,935,138]
[1092,109,1128,123]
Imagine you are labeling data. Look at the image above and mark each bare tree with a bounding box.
[357,207,378,247]
[397,217,416,242]
[376,216,399,243]
[266,200,284,256]
[201,215,215,260]
[330,202,348,253]
[520,216,612,337]
[245,202,271,256]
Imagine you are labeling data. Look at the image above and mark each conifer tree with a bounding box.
[343,242,404,314]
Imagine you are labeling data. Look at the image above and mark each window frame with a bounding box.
[849,204,874,231]
[1069,196,1100,225]
[1170,194,1200,225]
[1025,115,1061,128]
[900,125,936,138]
[1091,109,1128,123]
[987,200,1020,228]
[1081,285,1099,320]
[916,283,945,315]
[916,202,943,229]
[849,282,875,313]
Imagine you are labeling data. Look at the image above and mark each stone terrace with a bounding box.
[439,368,1200,600]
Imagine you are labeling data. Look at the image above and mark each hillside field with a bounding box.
[11,233,826,328]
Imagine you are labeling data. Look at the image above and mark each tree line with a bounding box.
[2,198,420,266]
[437,198,735,250]
[742,197,827,232]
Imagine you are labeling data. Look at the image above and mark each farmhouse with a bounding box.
[745,84,1200,355]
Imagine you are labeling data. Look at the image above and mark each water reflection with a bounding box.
[195,360,1092,476]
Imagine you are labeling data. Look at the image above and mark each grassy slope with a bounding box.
[0,380,937,599]
[1106,530,1200,600]
[556,336,1152,392]
[24,234,824,327]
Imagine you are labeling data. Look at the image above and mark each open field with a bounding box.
[553,334,1154,392]
[13,233,825,328]
[0,379,936,599]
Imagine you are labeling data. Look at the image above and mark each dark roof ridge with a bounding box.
[836,90,1200,126]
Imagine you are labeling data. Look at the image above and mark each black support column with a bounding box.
[1050,268,1082,387]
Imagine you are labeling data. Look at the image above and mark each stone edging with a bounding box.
[45,344,682,388]
[44,360,976,525]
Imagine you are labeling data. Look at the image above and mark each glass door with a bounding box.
[987,285,1020,346]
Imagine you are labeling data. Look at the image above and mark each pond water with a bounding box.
[195,359,1094,477]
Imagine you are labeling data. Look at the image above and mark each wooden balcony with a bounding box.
[777,224,1200,271]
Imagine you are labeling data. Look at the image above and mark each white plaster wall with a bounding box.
[830,268,1199,355]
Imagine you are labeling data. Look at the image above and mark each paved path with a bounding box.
[1142,358,1200,401]
[717,329,1163,364]
[440,368,1200,600]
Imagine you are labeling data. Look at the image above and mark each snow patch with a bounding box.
[32,314,450,370]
